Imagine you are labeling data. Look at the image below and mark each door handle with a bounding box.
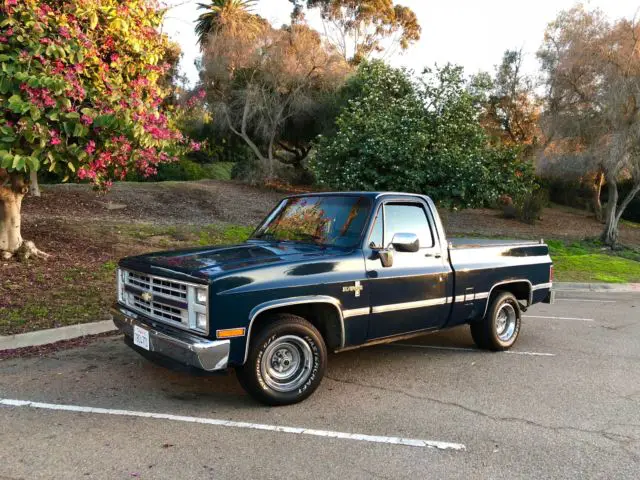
[425,253,442,258]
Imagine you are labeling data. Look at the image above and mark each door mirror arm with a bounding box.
[377,247,394,268]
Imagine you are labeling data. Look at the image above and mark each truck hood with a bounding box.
[118,241,348,282]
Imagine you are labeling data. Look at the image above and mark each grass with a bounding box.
[119,223,253,247]
[0,262,115,335]
[0,222,254,336]
[547,239,640,283]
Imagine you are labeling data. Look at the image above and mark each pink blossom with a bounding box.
[190,141,201,152]
[0,37,7,44]
[59,27,71,40]
[7,0,17,6]
[52,60,65,74]
[110,53,120,63]
[85,140,96,155]
[81,114,93,126]
[50,130,61,146]
[6,28,13,37]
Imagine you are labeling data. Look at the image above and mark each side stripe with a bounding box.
[371,297,448,314]
[343,307,371,319]
[355,283,550,315]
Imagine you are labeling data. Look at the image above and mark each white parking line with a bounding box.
[0,398,466,451]
[555,298,616,303]
[394,344,555,357]
[524,315,594,322]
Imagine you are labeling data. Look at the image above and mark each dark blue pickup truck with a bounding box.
[112,192,553,405]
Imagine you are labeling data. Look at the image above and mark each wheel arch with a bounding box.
[244,296,345,363]
[482,280,532,318]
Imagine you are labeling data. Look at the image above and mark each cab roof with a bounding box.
[285,191,426,200]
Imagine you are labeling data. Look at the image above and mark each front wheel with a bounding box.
[470,291,521,351]
[236,314,327,406]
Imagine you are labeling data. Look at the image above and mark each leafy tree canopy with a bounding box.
[0,0,192,259]
[0,0,189,188]
[312,61,535,208]
[289,0,421,64]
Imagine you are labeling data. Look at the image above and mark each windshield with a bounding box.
[251,196,373,248]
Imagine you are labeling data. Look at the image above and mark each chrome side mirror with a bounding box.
[391,232,420,253]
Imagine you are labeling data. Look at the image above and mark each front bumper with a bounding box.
[111,305,230,372]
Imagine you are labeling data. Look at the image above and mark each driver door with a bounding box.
[364,200,451,340]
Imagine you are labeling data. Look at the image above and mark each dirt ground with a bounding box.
[21,180,640,245]
[2,180,639,336]
[21,180,284,227]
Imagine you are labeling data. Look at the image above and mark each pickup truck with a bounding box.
[112,192,554,405]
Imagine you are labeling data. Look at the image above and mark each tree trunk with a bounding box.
[601,178,619,247]
[29,170,41,197]
[0,185,24,255]
[592,170,604,222]
[0,173,50,261]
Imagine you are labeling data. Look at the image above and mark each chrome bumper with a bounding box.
[112,305,230,372]
[543,289,556,304]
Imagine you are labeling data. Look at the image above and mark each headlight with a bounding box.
[196,288,207,305]
[196,312,207,330]
[117,269,126,302]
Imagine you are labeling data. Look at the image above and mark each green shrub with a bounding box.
[130,159,234,182]
[231,157,265,185]
[312,61,536,208]
[513,188,549,224]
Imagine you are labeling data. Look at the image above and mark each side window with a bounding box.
[368,207,384,248]
[384,204,434,249]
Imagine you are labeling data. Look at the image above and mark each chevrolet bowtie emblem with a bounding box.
[141,291,153,303]
[342,281,364,298]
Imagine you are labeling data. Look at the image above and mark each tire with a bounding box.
[236,314,327,406]
[470,291,521,351]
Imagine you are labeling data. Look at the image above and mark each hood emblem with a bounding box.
[343,281,364,298]
[141,291,153,303]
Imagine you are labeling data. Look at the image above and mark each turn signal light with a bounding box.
[216,328,246,339]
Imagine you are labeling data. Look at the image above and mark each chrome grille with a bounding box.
[118,269,208,334]
[132,294,185,323]
[128,272,187,301]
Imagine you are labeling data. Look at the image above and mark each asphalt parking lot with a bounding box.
[1,291,639,479]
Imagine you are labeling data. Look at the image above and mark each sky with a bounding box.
[162,0,640,87]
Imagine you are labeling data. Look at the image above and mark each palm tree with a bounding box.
[196,0,257,47]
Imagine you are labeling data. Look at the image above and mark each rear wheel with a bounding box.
[470,291,521,351]
[236,314,327,406]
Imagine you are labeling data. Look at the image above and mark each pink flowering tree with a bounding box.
[0,0,189,260]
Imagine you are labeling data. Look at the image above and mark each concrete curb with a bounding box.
[553,282,640,293]
[0,319,117,351]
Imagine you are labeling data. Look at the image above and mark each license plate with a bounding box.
[133,325,150,351]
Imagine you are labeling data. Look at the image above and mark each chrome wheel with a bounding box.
[261,335,313,393]
[495,303,517,342]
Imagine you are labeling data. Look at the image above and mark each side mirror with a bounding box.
[391,232,420,253]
